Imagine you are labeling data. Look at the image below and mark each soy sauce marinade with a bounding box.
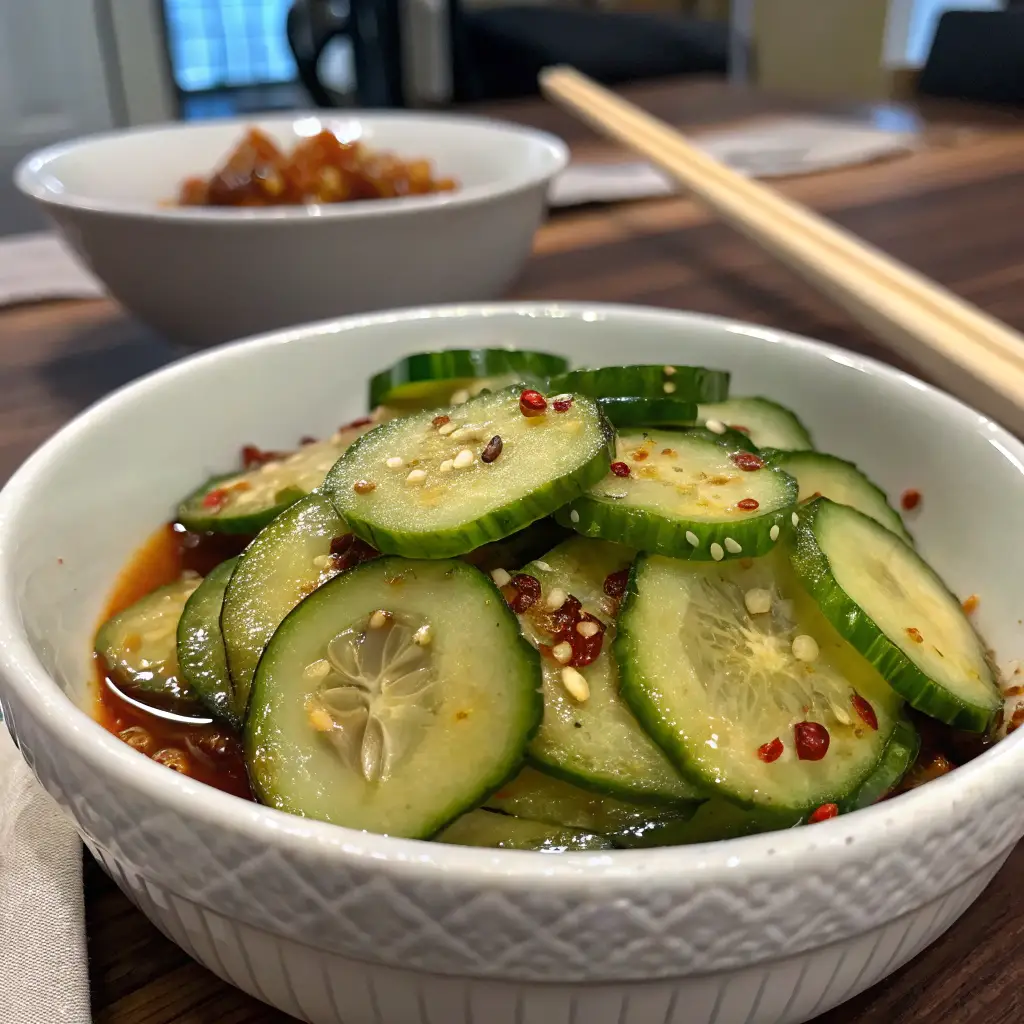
[93,523,254,800]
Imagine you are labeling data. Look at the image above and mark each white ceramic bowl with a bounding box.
[2,304,1023,1024]
[14,115,568,348]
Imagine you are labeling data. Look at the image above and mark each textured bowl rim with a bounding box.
[1,301,1022,889]
[13,111,570,223]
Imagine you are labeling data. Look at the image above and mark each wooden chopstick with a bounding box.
[539,66,1024,433]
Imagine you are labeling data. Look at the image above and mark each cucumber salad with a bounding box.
[94,347,1008,852]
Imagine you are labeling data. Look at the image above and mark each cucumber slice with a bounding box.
[844,717,920,811]
[326,386,612,559]
[246,558,542,837]
[698,397,814,450]
[616,551,903,812]
[560,429,797,561]
[176,558,240,729]
[611,800,800,848]
[95,575,202,708]
[791,498,1000,732]
[764,450,912,543]
[486,766,693,832]
[460,517,572,576]
[436,810,612,852]
[177,420,375,535]
[222,493,353,718]
[598,396,698,429]
[368,349,569,411]
[549,365,729,402]
[515,537,702,803]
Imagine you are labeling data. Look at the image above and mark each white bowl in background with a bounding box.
[14,115,568,348]
[1,304,1023,1024]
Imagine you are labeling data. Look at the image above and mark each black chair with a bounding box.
[918,8,1024,105]
[288,0,729,108]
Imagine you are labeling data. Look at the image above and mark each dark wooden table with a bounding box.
[4,79,1024,1023]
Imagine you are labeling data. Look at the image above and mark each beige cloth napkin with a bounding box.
[0,720,90,1024]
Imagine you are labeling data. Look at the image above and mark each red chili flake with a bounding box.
[329,535,378,571]
[794,721,830,761]
[731,451,764,472]
[481,435,503,464]
[962,594,980,615]
[553,398,573,413]
[519,390,548,417]
[808,803,839,824]
[568,613,605,667]
[353,479,376,495]
[730,425,750,434]
[241,444,288,470]
[603,568,630,598]
[503,574,541,613]
[610,461,631,477]
[531,595,605,667]
[851,693,879,731]
[757,737,784,763]
[632,449,649,462]
[737,498,760,511]
[299,435,318,446]
[432,415,450,428]
[341,417,374,431]
[202,487,229,510]
[900,488,921,511]
[906,627,924,644]
[808,491,823,501]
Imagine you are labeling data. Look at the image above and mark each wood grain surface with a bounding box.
[2,79,1024,1024]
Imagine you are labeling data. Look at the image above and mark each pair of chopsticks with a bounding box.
[540,66,1024,435]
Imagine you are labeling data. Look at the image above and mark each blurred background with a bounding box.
[0,0,1016,235]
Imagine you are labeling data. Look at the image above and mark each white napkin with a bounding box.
[0,718,90,1024]
[549,114,918,207]
[0,232,104,307]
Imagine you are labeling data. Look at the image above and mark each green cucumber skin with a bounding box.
[791,498,997,732]
[436,810,613,852]
[610,800,798,848]
[369,349,569,408]
[762,449,913,544]
[247,558,544,839]
[557,490,795,562]
[327,388,615,559]
[177,474,295,536]
[598,397,698,429]
[176,558,241,729]
[842,717,920,812]
[699,397,815,451]
[549,365,730,402]
[682,426,761,454]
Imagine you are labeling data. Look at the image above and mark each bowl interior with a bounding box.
[16,113,567,210]
[2,304,1022,785]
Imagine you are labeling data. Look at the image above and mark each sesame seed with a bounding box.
[451,425,481,442]
[386,456,404,469]
[450,389,470,405]
[406,469,427,486]
[792,635,819,662]
[491,568,512,588]
[312,554,332,571]
[685,531,700,547]
[663,381,677,394]
[770,524,780,542]
[830,700,853,726]
[792,512,800,527]
[438,421,458,436]
[440,460,454,473]
[550,393,574,403]
[561,666,590,702]
[663,365,676,375]
[705,419,727,435]
[552,642,573,664]
[304,658,331,679]
[534,561,553,572]
[570,509,580,524]
[307,706,335,732]
[599,596,617,616]
[369,609,390,630]
[724,537,743,554]
[710,542,725,561]
[545,587,569,610]
[744,588,772,615]
[413,624,433,647]
[453,449,475,469]
[577,620,600,638]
